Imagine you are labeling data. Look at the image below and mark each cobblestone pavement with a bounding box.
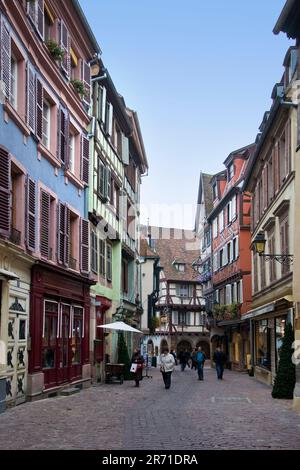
[0,366,300,450]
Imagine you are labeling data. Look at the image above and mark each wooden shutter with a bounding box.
[106,243,112,281]
[81,135,89,184]
[105,102,113,136]
[37,0,44,39]
[57,202,70,266]
[40,190,50,258]
[60,20,70,76]
[80,219,89,274]
[274,143,280,193]
[26,64,36,133]
[36,78,44,140]
[91,230,98,273]
[0,146,11,237]
[82,61,91,105]
[121,134,129,165]
[106,168,111,202]
[1,21,11,99]
[64,113,70,169]
[26,177,36,251]
[65,206,70,266]
[59,107,68,163]
[57,202,65,264]
[285,119,291,175]
[99,85,107,123]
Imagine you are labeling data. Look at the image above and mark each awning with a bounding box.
[0,268,19,281]
[217,319,244,327]
[243,297,293,320]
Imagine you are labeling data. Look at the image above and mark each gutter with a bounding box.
[273,0,296,35]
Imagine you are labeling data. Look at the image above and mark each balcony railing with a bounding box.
[10,228,21,246]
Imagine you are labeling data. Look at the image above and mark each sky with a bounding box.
[80,0,291,229]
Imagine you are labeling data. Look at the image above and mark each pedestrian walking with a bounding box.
[191,348,197,370]
[213,346,226,380]
[160,346,175,389]
[130,349,144,387]
[170,349,177,365]
[196,346,206,380]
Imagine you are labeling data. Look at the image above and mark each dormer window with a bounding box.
[227,162,234,181]
[284,47,298,87]
[174,263,185,272]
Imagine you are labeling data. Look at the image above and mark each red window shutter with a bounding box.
[60,21,70,76]
[274,143,279,193]
[81,60,91,104]
[26,64,36,133]
[81,135,89,184]
[36,78,44,140]
[40,190,50,258]
[0,146,11,237]
[37,0,44,39]
[80,219,89,274]
[26,177,36,251]
[285,119,291,175]
[1,21,11,99]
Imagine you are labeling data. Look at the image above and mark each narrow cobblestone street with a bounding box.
[0,365,299,450]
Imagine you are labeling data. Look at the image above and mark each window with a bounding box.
[268,231,276,283]
[44,5,54,42]
[227,162,234,181]
[122,259,128,293]
[42,301,58,370]
[176,284,192,297]
[212,182,217,200]
[219,210,224,232]
[69,133,75,173]
[275,316,287,370]
[232,237,239,260]
[106,243,112,281]
[10,163,24,246]
[227,200,232,224]
[10,56,17,109]
[42,101,50,149]
[260,256,266,290]
[178,312,186,325]
[91,230,98,273]
[174,263,185,272]
[97,157,106,199]
[280,215,290,275]
[69,211,79,270]
[219,249,224,268]
[99,239,106,276]
[213,218,218,238]
[256,319,271,370]
[253,254,258,293]
[72,306,83,365]
[227,242,232,264]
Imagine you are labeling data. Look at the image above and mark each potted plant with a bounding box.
[46,39,65,61]
[70,79,86,98]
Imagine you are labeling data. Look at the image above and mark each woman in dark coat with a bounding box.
[131,349,144,387]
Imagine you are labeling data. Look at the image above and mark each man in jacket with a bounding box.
[213,346,226,380]
[196,346,206,380]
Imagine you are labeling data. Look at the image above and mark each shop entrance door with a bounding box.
[59,304,71,384]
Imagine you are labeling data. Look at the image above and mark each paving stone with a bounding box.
[0,366,299,449]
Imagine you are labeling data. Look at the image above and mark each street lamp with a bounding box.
[252,232,294,265]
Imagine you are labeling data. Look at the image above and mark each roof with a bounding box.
[194,172,214,231]
[72,0,101,53]
[126,108,148,174]
[273,0,300,38]
[146,226,200,282]
[140,239,159,258]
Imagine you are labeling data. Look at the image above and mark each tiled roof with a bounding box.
[202,173,214,216]
[146,226,200,282]
[140,238,159,258]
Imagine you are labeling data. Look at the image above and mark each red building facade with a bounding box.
[208,144,255,370]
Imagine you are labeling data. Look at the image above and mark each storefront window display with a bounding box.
[256,319,271,370]
[275,316,287,369]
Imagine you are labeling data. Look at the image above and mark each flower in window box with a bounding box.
[46,39,65,61]
[70,79,86,98]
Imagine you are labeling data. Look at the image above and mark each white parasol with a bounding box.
[97,321,143,334]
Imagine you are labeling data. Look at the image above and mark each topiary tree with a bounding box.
[117,332,131,380]
[272,322,296,399]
